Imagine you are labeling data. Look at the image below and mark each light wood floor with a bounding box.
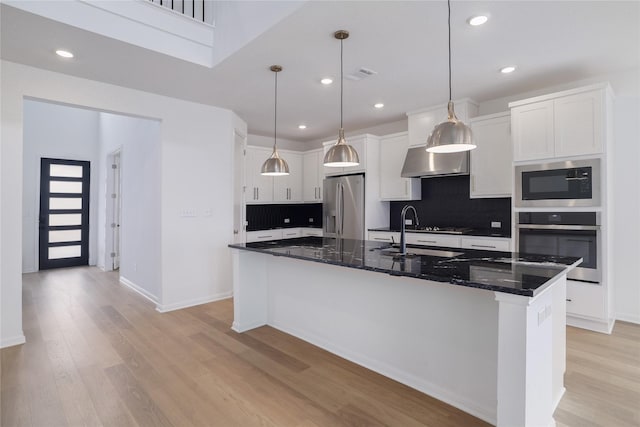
[1,267,638,427]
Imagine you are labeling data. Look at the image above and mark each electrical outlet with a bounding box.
[491,221,501,228]
[405,219,413,225]
[203,209,212,217]
[308,218,314,223]
[284,218,290,224]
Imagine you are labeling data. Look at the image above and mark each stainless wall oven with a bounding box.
[515,159,600,207]
[516,212,601,283]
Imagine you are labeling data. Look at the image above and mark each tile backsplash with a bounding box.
[389,175,511,235]
[246,203,322,231]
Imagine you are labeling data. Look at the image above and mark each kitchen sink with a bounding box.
[379,247,463,258]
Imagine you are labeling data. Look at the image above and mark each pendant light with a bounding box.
[261,65,290,176]
[324,30,360,167]
[426,0,475,154]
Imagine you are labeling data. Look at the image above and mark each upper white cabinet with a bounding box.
[245,146,302,204]
[273,151,302,202]
[303,149,323,202]
[510,84,611,161]
[378,132,421,200]
[245,146,274,203]
[322,134,370,176]
[407,99,479,148]
[469,112,513,198]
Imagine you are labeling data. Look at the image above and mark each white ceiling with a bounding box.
[2,1,639,143]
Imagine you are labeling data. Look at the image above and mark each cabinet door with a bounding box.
[379,133,419,200]
[341,136,366,174]
[408,109,446,147]
[245,147,273,204]
[512,100,555,161]
[554,91,603,157]
[470,114,513,198]
[303,151,322,202]
[273,152,302,202]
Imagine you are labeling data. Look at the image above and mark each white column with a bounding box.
[231,249,268,332]
[494,285,556,427]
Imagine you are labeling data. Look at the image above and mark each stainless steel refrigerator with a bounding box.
[323,174,365,240]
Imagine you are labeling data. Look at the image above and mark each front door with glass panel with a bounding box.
[39,158,90,270]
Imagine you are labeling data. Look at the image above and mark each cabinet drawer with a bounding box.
[461,236,511,252]
[282,229,302,239]
[246,230,283,243]
[406,233,461,248]
[301,228,323,237]
[368,231,400,243]
[566,280,605,319]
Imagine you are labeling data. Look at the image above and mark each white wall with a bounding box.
[247,133,308,151]
[22,100,100,273]
[97,112,161,302]
[1,60,243,347]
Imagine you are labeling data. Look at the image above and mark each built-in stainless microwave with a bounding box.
[515,159,600,207]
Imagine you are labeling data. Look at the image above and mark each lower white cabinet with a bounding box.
[301,228,323,237]
[246,229,283,242]
[566,280,605,320]
[368,231,400,243]
[281,228,302,239]
[460,236,511,252]
[406,233,461,248]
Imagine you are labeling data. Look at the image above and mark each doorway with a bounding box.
[38,158,90,270]
[108,150,122,270]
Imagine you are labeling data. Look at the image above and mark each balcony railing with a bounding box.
[148,0,208,24]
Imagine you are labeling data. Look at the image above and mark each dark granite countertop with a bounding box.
[229,237,580,297]
[368,227,511,238]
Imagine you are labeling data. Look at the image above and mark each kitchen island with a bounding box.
[229,237,581,427]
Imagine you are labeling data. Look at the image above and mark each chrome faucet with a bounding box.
[399,205,419,255]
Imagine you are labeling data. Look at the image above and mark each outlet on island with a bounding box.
[491,221,501,228]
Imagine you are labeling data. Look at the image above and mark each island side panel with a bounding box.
[551,276,567,410]
[232,249,268,332]
[494,284,557,427]
[264,254,500,424]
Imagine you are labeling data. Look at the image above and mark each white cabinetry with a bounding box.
[510,84,610,161]
[273,151,302,202]
[281,228,302,239]
[368,231,400,243]
[246,146,274,203]
[322,134,369,176]
[303,149,323,202]
[469,112,513,198]
[301,228,323,237]
[566,280,605,320]
[246,229,283,242]
[407,99,478,148]
[246,146,302,204]
[460,236,511,252]
[378,132,421,200]
[405,233,461,248]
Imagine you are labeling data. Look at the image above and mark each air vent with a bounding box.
[346,67,378,81]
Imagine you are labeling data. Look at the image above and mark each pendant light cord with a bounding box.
[448,0,452,102]
[274,69,278,149]
[340,38,344,129]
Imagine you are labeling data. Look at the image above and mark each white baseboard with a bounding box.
[1,334,26,348]
[119,276,158,305]
[155,292,232,313]
[615,312,640,325]
[269,321,496,426]
[567,314,615,334]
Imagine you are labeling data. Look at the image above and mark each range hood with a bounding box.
[401,146,469,178]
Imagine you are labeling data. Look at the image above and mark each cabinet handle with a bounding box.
[417,240,437,244]
[254,187,257,200]
[258,235,272,239]
[471,244,496,249]
[373,237,390,241]
[471,175,475,192]
[566,299,572,302]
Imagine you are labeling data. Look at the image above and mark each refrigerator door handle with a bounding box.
[340,183,345,238]
[335,183,341,237]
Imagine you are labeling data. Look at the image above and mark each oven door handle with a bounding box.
[516,224,600,231]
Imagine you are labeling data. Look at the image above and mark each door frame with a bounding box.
[104,148,123,271]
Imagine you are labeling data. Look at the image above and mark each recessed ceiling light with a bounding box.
[500,66,516,74]
[374,103,384,109]
[55,49,74,58]
[320,78,333,85]
[468,15,488,26]
[298,124,307,129]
